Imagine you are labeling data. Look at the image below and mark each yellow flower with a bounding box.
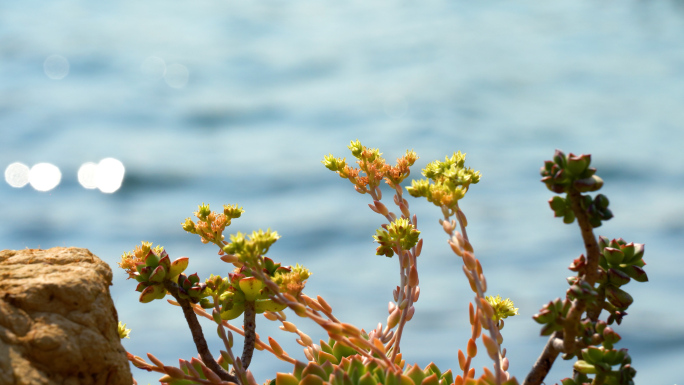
[486,295,519,321]
[118,321,131,339]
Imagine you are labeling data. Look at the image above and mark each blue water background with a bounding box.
[2,1,683,384]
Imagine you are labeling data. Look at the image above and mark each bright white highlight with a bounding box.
[141,56,166,80]
[29,163,62,191]
[44,55,70,80]
[79,158,125,193]
[77,162,98,189]
[164,63,189,88]
[5,162,30,188]
[96,158,125,193]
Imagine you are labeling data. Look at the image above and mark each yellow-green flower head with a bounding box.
[348,139,364,158]
[196,203,211,220]
[406,151,480,209]
[485,295,519,321]
[181,217,196,233]
[322,154,347,172]
[290,264,312,281]
[223,204,244,219]
[423,152,481,185]
[118,321,131,339]
[274,264,311,297]
[223,229,280,262]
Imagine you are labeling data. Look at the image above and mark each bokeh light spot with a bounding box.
[44,55,70,80]
[78,162,98,189]
[79,158,125,193]
[29,163,62,191]
[5,162,30,188]
[164,63,189,88]
[141,56,166,80]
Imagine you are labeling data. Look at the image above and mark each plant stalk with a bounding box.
[241,301,257,369]
[163,281,238,384]
[522,331,564,385]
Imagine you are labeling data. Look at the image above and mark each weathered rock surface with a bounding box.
[0,247,132,385]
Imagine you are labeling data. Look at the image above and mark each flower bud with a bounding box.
[182,218,196,233]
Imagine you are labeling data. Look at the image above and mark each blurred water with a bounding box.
[2,1,683,384]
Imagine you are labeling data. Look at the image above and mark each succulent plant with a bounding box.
[540,150,603,194]
[533,298,571,336]
[118,242,192,303]
[201,258,311,320]
[273,356,456,385]
[563,344,635,385]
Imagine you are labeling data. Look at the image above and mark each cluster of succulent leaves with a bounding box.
[373,217,421,257]
[119,242,194,303]
[406,151,480,209]
[568,236,648,324]
[297,337,456,385]
[568,345,635,385]
[540,150,604,194]
[200,258,311,321]
[548,194,612,228]
[541,150,612,228]
[273,354,455,385]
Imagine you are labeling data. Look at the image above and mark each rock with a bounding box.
[0,247,132,385]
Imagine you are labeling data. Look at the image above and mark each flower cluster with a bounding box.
[222,229,281,264]
[183,203,244,245]
[406,151,480,209]
[322,139,418,193]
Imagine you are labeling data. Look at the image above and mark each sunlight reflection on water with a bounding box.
[77,158,126,193]
[43,55,69,80]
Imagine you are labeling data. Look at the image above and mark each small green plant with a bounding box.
[119,143,646,385]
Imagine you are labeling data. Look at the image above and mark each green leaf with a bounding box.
[139,284,165,303]
[404,364,425,385]
[169,257,189,278]
[276,373,300,385]
[300,374,324,385]
[358,372,377,385]
[148,265,167,283]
